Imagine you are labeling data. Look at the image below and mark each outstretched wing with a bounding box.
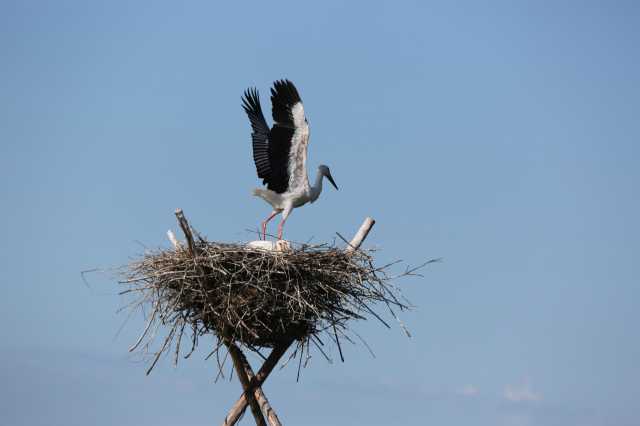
[242,79,308,194]
[268,79,309,194]
[242,88,271,183]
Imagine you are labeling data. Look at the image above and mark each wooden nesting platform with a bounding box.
[120,211,421,426]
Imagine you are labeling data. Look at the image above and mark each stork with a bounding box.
[242,79,338,241]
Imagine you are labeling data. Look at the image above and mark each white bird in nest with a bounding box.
[242,79,338,241]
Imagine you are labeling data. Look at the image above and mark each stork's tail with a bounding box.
[252,187,281,208]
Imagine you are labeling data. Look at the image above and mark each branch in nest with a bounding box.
[119,215,431,376]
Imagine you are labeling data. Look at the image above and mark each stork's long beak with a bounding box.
[327,173,339,190]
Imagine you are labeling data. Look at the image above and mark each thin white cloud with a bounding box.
[504,379,541,402]
[458,384,479,397]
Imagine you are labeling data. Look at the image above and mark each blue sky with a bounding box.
[1,1,639,425]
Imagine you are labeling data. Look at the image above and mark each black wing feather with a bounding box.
[270,79,301,126]
[266,79,303,193]
[242,79,304,194]
[266,126,295,193]
[242,88,271,183]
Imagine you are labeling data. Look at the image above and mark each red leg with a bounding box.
[261,210,279,240]
[277,208,292,241]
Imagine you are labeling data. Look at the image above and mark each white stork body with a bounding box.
[242,80,338,240]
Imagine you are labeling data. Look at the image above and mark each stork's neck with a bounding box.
[309,168,324,203]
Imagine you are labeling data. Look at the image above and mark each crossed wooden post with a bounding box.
[172,210,375,426]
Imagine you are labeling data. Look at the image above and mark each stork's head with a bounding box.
[318,165,339,190]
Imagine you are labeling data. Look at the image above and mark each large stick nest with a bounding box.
[121,240,421,374]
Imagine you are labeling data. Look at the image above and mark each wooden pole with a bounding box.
[220,217,376,425]
[173,209,267,426]
[224,341,268,426]
[345,217,375,253]
[221,341,292,426]
[175,209,197,257]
